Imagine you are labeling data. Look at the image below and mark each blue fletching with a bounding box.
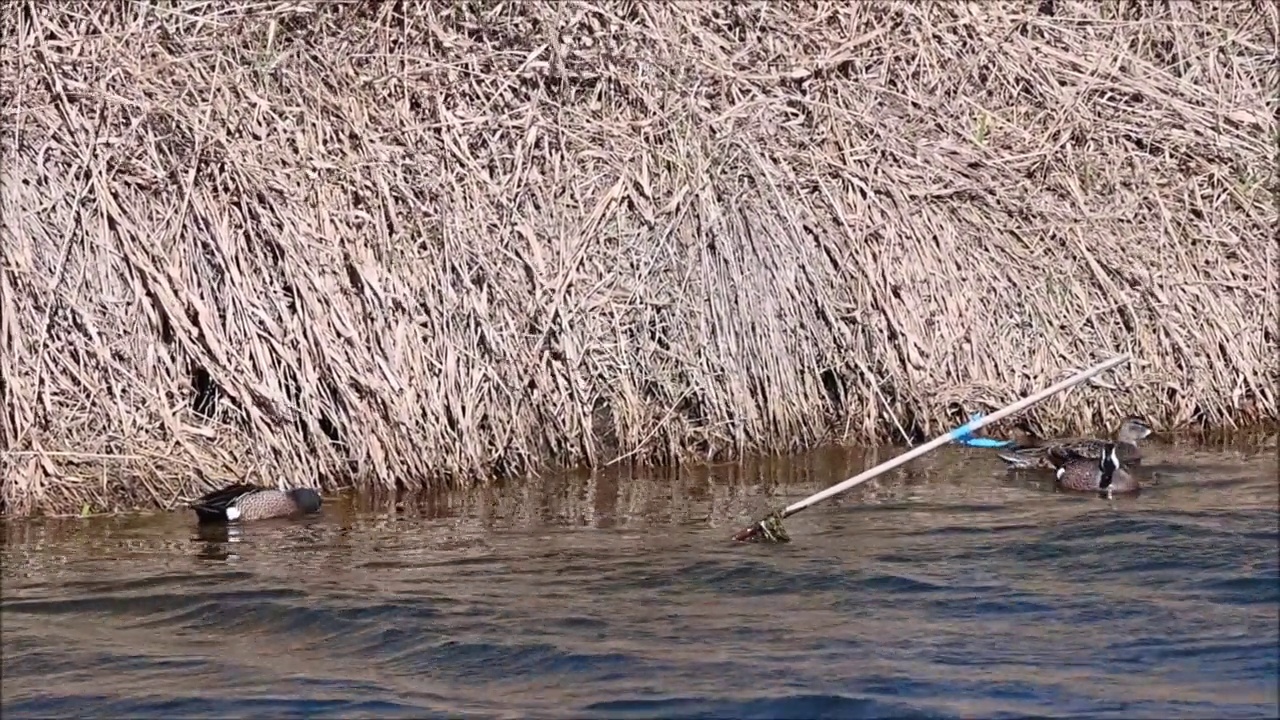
[951,413,1013,448]
[960,436,1014,448]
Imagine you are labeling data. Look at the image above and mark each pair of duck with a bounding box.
[985,416,1154,497]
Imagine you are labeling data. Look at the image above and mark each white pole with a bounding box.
[734,353,1132,541]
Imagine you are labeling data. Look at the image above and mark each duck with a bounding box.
[190,483,323,523]
[995,416,1153,470]
[1049,442,1140,497]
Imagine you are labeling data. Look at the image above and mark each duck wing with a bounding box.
[1042,439,1108,462]
[996,443,1052,468]
[190,483,266,515]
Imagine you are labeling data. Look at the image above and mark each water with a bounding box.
[3,440,1277,719]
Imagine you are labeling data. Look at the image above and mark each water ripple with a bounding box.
[2,445,1277,719]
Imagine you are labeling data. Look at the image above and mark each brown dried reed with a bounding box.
[1,1,1276,516]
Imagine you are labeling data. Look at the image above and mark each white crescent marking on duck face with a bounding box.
[1055,466,1065,480]
[225,506,241,521]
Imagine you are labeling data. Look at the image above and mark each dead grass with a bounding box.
[1,1,1276,516]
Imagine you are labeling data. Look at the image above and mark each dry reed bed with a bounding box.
[1,1,1276,516]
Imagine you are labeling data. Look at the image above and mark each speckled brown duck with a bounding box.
[190,483,323,523]
[996,416,1153,470]
[1050,442,1140,497]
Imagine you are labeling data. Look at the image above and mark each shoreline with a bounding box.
[3,423,1274,519]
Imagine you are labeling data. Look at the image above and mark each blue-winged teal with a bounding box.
[190,483,322,523]
[996,416,1153,470]
[1050,442,1140,497]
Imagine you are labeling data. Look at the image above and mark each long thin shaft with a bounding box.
[733,353,1131,541]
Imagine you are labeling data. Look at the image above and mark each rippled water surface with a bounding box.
[4,440,1278,719]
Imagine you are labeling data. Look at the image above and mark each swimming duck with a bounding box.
[190,483,323,523]
[996,416,1153,470]
[1050,443,1140,497]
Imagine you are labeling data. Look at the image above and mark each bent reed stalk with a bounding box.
[1,2,1276,516]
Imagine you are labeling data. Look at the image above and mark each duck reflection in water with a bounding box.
[193,522,244,561]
